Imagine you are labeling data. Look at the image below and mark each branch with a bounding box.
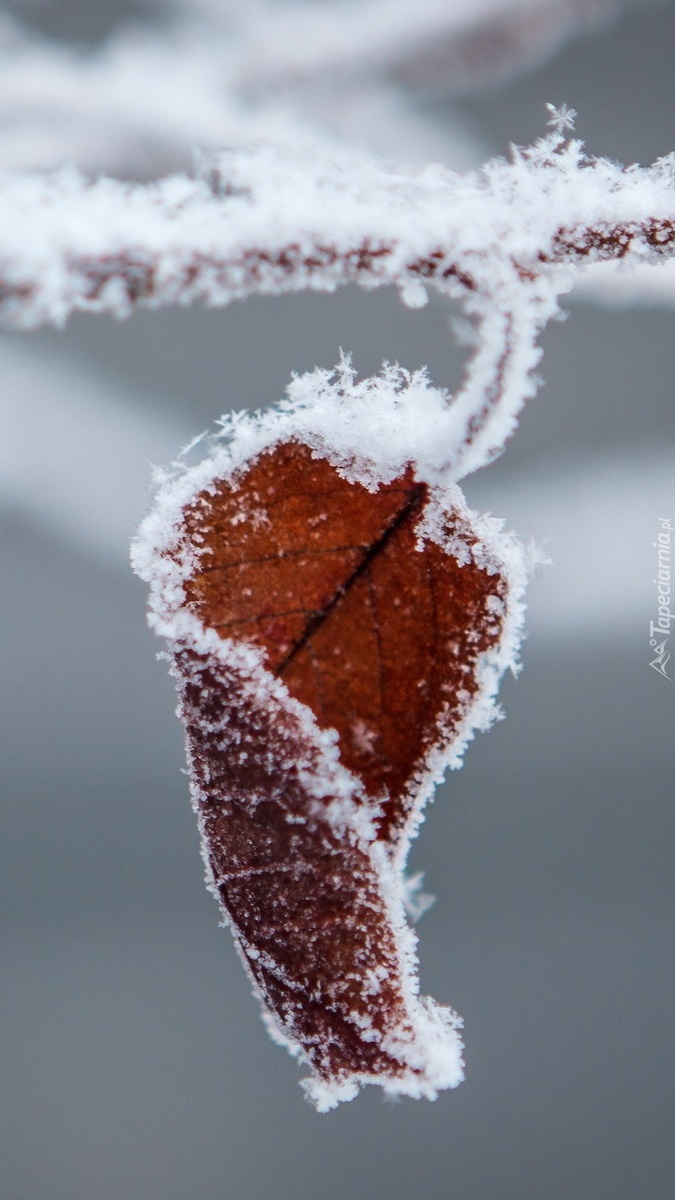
[2,133,675,474]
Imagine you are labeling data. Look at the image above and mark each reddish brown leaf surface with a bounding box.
[176,645,431,1092]
[164,437,512,1105]
[182,441,506,844]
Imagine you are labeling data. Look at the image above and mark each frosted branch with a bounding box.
[2,134,675,474]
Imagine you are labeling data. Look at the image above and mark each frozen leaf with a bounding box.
[133,368,527,1108]
[181,441,508,845]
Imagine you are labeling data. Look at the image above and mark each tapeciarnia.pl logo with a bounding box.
[649,517,672,680]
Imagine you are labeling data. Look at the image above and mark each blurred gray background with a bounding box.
[1,2,674,1198]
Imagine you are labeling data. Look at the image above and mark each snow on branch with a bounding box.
[2,130,675,475]
[5,135,675,322]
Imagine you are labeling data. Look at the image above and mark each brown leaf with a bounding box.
[182,441,506,846]
[175,645,441,1103]
[155,435,515,1108]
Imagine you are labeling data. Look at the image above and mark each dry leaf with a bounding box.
[133,367,526,1109]
[182,442,507,844]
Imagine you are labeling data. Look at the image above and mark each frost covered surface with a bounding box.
[133,365,527,1107]
[3,130,675,472]
[4,133,675,328]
